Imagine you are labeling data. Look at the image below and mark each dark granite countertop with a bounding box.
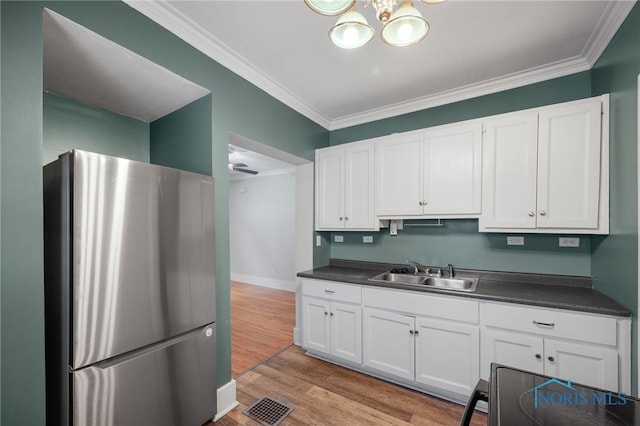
[297,259,631,317]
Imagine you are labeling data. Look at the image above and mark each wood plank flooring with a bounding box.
[216,282,487,426]
[215,345,487,426]
[230,281,296,377]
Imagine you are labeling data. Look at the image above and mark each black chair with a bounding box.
[460,379,489,426]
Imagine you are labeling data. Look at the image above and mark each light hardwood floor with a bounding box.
[217,281,487,426]
[230,281,296,377]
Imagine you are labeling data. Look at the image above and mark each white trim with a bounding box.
[230,272,296,292]
[123,0,332,128]
[123,0,633,131]
[214,379,238,421]
[582,1,637,67]
[331,57,590,130]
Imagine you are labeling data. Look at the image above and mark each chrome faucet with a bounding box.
[446,263,454,278]
[405,260,426,275]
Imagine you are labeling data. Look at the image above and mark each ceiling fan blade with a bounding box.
[232,167,258,175]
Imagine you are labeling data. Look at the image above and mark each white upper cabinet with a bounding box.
[376,121,482,218]
[422,122,482,215]
[375,133,423,216]
[480,96,608,234]
[315,140,376,230]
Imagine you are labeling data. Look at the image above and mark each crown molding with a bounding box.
[329,56,592,130]
[581,0,636,67]
[123,0,333,129]
[125,0,634,132]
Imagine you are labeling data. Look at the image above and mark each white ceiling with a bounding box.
[43,8,210,122]
[229,143,296,179]
[125,0,636,130]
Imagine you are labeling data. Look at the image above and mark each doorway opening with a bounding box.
[227,133,312,376]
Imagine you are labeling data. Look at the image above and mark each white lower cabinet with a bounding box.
[480,302,628,393]
[363,307,415,380]
[300,278,631,404]
[362,288,480,402]
[301,280,362,364]
[415,317,480,396]
[362,308,480,398]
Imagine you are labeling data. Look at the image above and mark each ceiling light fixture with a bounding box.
[305,0,442,49]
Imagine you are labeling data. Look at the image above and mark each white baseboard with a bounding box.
[293,326,302,346]
[214,379,238,421]
[231,272,296,292]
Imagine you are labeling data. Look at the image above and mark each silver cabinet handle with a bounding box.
[409,330,414,335]
[547,356,555,362]
[535,354,542,359]
[330,312,334,317]
[528,211,535,217]
[532,320,555,328]
[324,289,335,294]
[539,210,546,216]
[324,311,328,316]
[418,201,428,206]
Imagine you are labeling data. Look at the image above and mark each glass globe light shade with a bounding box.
[304,0,356,16]
[381,1,429,47]
[329,9,374,49]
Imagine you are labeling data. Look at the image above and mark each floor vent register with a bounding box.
[243,396,294,426]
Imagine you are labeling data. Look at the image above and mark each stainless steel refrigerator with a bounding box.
[44,150,216,426]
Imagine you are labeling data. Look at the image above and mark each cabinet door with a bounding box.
[415,317,479,397]
[315,147,344,229]
[481,329,543,379]
[301,296,331,354]
[544,339,618,392]
[330,302,362,363]
[480,111,539,230]
[376,133,423,216]
[422,123,482,214]
[344,142,376,229]
[363,307,415,380]
[537,100,601,229]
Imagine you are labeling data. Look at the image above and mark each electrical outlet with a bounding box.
[316,235,321,247]
[507,236,525,246]
[363,236,373,243]
[334,235,344,243]
[559,237,580,247]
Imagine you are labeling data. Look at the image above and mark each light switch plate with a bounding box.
[507,236,525,246]
[334,235,344,243]
[559,237,580,247]
[316,235,321,247]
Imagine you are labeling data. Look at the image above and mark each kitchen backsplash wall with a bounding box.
[329,220,591,276]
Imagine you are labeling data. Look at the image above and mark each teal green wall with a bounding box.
[591,3,640,394]
[1,2,326,424]
[43,92,150,164]
[330,220,591,276]
[2,3,46,424]
[328,73,594,277]
[151,95,212,176]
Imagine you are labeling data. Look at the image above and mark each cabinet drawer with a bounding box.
[481,302,617,346]
[364,287,479,324]
[301,279,362,304]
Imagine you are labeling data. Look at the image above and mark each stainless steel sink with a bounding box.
[369,272,478,292]
[369,272,427,285]
[424,277,478,292]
